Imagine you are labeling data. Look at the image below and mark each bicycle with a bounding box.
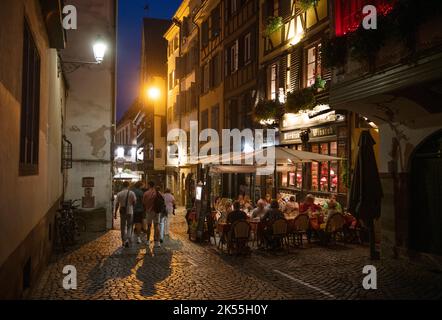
[55,199,86,251]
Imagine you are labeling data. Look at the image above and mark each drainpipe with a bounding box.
[111,0,118,230]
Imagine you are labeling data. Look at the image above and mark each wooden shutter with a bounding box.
[290,46,302,91]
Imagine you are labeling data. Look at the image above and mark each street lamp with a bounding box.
[62,35,108,73]
[147,87,161,101]
[92,36,107,64]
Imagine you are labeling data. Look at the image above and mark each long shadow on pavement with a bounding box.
[135,237,184,297]
[85,246,143,296]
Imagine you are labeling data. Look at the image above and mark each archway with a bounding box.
[409,129,442,256]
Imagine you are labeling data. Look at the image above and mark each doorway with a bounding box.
[409,130,442,256]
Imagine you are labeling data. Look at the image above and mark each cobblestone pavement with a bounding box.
[30,209,442,300]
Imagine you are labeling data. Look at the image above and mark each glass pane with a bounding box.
[289,172,295,187]
[312,162,319,191]
[330,161,338,193]
[320,162,329,192]
[330,141,337,156]
[320,142,328,155]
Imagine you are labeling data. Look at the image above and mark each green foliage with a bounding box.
[254,99,284,123]
[340,160,351,189]
[285,88,316,114]
[264,16,283,37]
[299,0,320,11]
[313,75,327,90]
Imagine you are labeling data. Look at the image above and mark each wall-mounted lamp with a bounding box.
[62,35,108,73]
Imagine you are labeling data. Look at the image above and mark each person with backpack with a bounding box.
[142,181,161,248]
[114,181,136,248]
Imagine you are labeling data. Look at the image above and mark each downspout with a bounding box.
[111,0,118,230]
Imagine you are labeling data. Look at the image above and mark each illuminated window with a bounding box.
[270,63,278,100]
[306,43,322,87]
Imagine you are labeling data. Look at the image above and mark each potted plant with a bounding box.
[264,16,283,45]
[313,75,327,91]
[285,88,316,114]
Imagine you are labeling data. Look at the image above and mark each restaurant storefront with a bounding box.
[275,105,350,205]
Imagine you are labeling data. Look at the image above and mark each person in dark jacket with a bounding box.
[132,181,146,244]
[262,200,285,248]
[227,201,248,224]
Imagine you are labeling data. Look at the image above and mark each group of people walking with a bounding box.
[113,181,176,248]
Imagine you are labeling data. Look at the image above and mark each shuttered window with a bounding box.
[20,20,41,176]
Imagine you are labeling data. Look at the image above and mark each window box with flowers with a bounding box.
[264,16,283,46]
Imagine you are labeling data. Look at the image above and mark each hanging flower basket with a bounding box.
[285,88,316,114]
[253,99,284,124]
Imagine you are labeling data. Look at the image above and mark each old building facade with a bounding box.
[165,0,202,206]
[136,18,169,188]
[0,0,116,298]
[328,0,442,263]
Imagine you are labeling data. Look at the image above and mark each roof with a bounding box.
[117,99,142,127]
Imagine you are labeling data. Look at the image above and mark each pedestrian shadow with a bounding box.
[135,237,183,297]
[84,246,142,296]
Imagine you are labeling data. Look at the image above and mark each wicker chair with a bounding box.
[269,219,290,252]
[323,213,346,245]
[291,214,310,247]
[228,220,251,255]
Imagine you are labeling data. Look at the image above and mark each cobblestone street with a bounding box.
[30,209,442,300]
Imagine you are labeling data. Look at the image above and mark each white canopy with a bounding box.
[190,147,342,175]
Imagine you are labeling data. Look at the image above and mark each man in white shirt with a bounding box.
[114,181,137,248]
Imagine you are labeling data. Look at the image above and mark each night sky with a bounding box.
[117,0,182,121]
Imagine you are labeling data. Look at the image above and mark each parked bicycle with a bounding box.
[55,199,86,251]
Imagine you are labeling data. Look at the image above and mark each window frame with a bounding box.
[19,19,41,176]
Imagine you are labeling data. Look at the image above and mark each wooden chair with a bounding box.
[269,219,290,253]
[228,220,251,255]
[322,213,346,246]
[291,214,310,247]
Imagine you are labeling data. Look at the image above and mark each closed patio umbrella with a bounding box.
[348,131,383,260]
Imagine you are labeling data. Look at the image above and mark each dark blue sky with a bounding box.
[117,0,181,120]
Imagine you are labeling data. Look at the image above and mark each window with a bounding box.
[173,34,179,51]
[311,141,339,193]
[201,110,209,131]
[20,20,41,176]
[244,33,251,64]
[270,63,278,100]
[211,6,221,38]
[169,71,174,90]
[230,0,238,16]
[203,63,210,93]
[306,43,322,87]
[211,53,222,87]
[286,53,291,92]
[230,40,239,73]
[211,105,220,133]
[202,20,209,47]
